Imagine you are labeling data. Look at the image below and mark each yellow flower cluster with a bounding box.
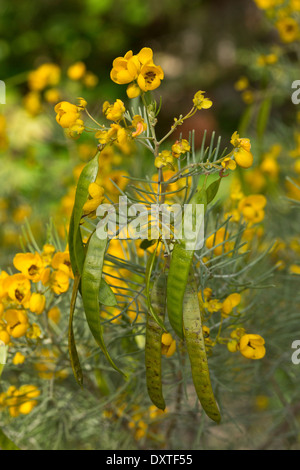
[254,0,300,43]
[55,98,87,139]
[0,385,40,417]
[0,246,73,345]
[67,61,98,88]
[110,47,164,97]
[104,401,168,441]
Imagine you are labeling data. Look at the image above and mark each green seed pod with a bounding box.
[183,272,221,423]
[145,273,167,410]
[81,230,125,376]
[167,187,207,339]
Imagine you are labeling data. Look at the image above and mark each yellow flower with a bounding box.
[48,306,61,324]
[230,327,246,340]
[155,150,174,169]
[41,244,56,265]
[67,62,86,80]
[206,227,229,256]
[131,115,147,137]
[54,101,80,129]
[23,92,42,116]
[50,269,70,295]
[103,99,125,122]
[83,183,105,215]
[13,252,44,282]
[51,251,73,277]
[12,205,32,224]
[26,323,42,340]
[4,274,31,305]
[221,157,236,171]
[0,330,10,345]
[29,293,46,315]
[239,334,266,360]
[110,50,141,84]
[276,17,299,43]
[137,62,164,92]
[234,76,249,91]
[238,194,267,224]
[260,156,279,179]
[161,333,176,357]
[126,82,141,99]
[193,91,213,110]
[203,298,222,313]
[242,90,254,105]
[227,339,239,353]
[83,72,99,87]
[290,264,300,275]
[4,309,29,338]
[44,88,61,104]
[231,131,253,169]
[28,64,60,91]
[255,395,269,410]
[67,119,85,139]
[222,293,241,318]
[13,352,26,365]
[171,139,190,158]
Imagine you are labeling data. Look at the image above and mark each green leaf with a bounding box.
[0,429,20,450]
[99,278,118,307]
[206,177,221,204]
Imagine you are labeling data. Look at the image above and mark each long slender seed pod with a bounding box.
[145,273,167,410]
[183,272,221,423]
[81,231,125,376]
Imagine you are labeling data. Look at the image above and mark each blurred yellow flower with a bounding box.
[238,194,267,224]
[161,333,176,357]
[222,293,241,317]
[155,150,174,169]
[12,352,26,365]
[276,17,299,43]
[28,63,60,91]
[48,306,61,324]
[29,293,46,315]
[54,101,80,129]
[4,309,29,338]
[83,183,105,214]
[103,99,125,122]
[67,61,86,80]
[206,227,229,256]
